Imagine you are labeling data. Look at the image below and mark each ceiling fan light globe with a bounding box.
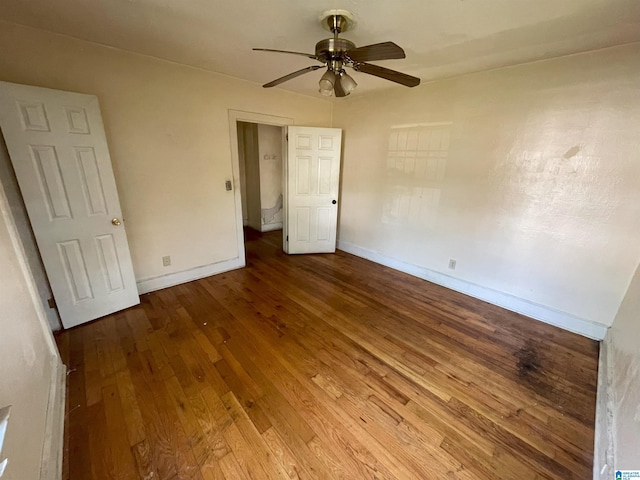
[319,79,333,91]
[340,72,357,93]
[319,70,336,91]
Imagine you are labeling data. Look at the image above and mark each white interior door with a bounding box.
[284,126,342,254]
[0,81,139,329]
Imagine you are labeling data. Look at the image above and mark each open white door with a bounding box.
[0,81,139,328]
[284,126,342,254]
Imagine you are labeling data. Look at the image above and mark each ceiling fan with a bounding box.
[253,9,420,97]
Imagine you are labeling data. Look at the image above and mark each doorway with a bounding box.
[236,121,284,233]
[227,111,343,258]
[227,111,293,255]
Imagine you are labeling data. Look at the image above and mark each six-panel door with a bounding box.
[285,126,342,254]
[0,81,139,328]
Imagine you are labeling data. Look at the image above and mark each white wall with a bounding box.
[0,21,332,290]
[257,124,283,231]
[609,261,640,470]
[0,177,61,479]
[333,43,640,333]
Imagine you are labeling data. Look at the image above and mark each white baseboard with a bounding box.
[39,357,65,480]
[337,240,608,340]
[261,223,283,232]
[136,257,245,294]
[593,332,614,479]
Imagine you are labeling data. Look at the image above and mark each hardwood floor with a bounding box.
[56,230,599,480]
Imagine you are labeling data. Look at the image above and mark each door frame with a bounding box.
[227,110,293,255]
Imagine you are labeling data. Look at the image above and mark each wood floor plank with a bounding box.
[222,421,271,480]
[64,327,93,480]
[57,229,598,479]
[131,439,154,480]
[115,370,147,447]
[218,452,250,480]
[101,383,139,479]
[127,350,180,480]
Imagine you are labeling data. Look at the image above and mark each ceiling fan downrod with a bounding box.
[326,14,348,38]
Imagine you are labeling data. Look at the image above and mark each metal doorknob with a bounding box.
[332,200,337,204]
[111,218,122,226]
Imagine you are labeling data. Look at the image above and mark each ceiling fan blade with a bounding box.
[347,42,406,62]
[253,48,319,61]
[263,65,323,88]
[355,63,420,87]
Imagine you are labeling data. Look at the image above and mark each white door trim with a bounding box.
[227,110,293,256]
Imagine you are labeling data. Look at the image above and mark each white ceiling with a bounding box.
[1,0,639,98]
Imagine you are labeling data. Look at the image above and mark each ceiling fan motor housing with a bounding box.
[315,38,356,65]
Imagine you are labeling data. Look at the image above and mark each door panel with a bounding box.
[0,81,139,328]
[285,126,342,254]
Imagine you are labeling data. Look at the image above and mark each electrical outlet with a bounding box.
[448,259,457,270]
[162,256,171,267]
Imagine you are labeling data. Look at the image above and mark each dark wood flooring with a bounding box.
[57,229,598,479]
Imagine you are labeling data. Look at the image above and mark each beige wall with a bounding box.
[0,180,60,479]
[333,43,640,329]
[609,261,640,470]
[0,21,332,284]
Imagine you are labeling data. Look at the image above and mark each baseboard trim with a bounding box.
[337,240,607,340]
[593,332,615,479]
[39,357,65,480]
[136,257,245,294]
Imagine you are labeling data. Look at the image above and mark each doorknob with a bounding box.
[111,218,122,226]
[332,200,337,204]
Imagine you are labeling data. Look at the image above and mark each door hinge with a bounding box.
[47,297,56,309]
[286,133,288,141]
[286,235,288,242]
